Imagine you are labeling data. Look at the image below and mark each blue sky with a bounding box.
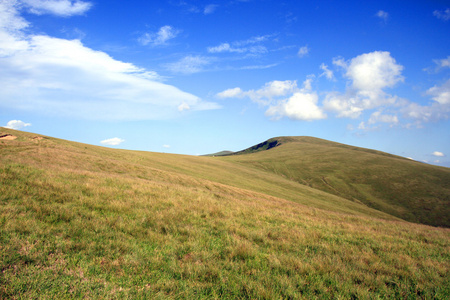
[1,0,449,167]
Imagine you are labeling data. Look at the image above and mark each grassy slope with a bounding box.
[221,136,450,228]
[1,129,449,299]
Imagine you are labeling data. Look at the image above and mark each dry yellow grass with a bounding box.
[1,128,449,298]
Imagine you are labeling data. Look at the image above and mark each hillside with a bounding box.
[220,136,450,228]
[1,128,449,298]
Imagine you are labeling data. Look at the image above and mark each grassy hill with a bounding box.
[1,128,449,299]
[221,136,450,228]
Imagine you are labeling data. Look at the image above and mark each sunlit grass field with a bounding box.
[222,136,450,227]
[1,128,449,299]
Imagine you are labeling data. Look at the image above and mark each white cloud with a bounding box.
[346,51,404,92]
[163,144,171,148]
[207,43,267,54]
[368,111,398,125]
[246,80,299,105]
[100,137,124,146]
[178,102,190,111]
[401,77,450,124]
[240,63,278,70]
[319,63,334,80]
[207,35,273,55]
[426,79,450,105]
[433,56,450,69]
[297,45,309,58]
[0,4,218,120]
[332,56,347,68]
[217,80,298,105]
[22,0,93,17]
[323,92,364,118]
[138,25,179,46]
[216,87,244,99]
[266,91,326,121]
[375,10,389,22]
[432,151,445,157]
[4,120,31,130]
[401,102,433,123]
[165,55,212,74]
[324,51,404,118]
[0,0,28,33]
[208,43,244,53]
[217,78,325,121]
[204,4,218,15]
[433,8,450,21]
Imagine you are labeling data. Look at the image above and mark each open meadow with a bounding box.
[1,128,449,299]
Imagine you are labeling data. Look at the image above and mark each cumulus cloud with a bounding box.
[100,137,124,146]
[323,93,363,118]
[432,151,445,157]
[346,51,404,91]
[0,3,217,120]
[21,0,92,17]
[266,91,326,121]
[4,120,31,130]
[433,8,450,21]
[217,78,326,121]
[375,10,389,22]
[241,80,298,106]
[324,51,404,118]
[164,55,213,74]
[297,45,309,58]
[138,25,179,46]
[216,87,244,99]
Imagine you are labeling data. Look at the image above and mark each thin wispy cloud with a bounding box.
[319,63,334,80]
[0,2,218,120]
[433,8,450,21]
[297,45,309,58]
[21,0,93,17]
[375,10,389,23]
[207,35,273,55]
[165,55,213,74]
[433,56,450,69]
[138,25,179,46]
[204,4,218,15]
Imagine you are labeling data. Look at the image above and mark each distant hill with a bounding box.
[202,150,234,156]
[220,136,450,227]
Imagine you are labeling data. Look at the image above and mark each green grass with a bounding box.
[1,129,449,298]
[221,136,450,227]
